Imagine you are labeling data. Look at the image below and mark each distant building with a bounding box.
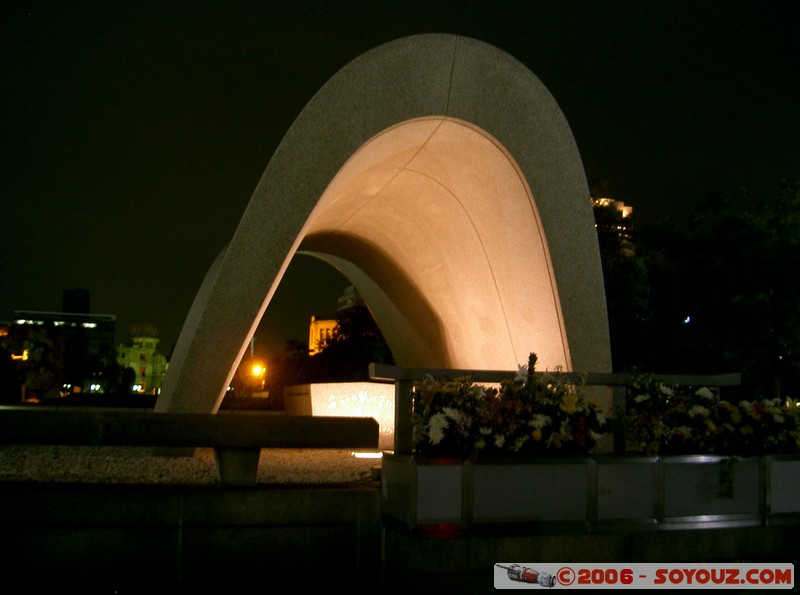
[308,285,361,355]
[592,197,633,238]
[9,289,170,399]
[592,196,635,257]
[12,308,117,395]
[116,324,168,395]
[308,316,338,355]
[13,310,116,348]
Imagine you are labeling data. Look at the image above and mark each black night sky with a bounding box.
[2,0,798,356]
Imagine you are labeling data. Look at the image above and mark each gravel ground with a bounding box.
[0,445,382,486]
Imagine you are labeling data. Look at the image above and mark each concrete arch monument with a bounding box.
[155,34,612,414]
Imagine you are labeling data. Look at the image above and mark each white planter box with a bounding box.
[469,458,589,524]
[766,454,800,522]
[380,454,776,532]
[594,456,658,527]
[381,454,465,528]
[658,455,762,529]
[381,455,589,529]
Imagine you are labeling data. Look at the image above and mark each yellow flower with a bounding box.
[532,428,542,442]
[720,400,739,415]
[560,392,579,414]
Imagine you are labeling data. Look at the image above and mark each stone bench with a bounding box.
[0,408,380,486]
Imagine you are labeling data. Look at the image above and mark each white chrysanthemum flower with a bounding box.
[675,425,693,438]
[472,386,487,398]
[427,413,449,445]
[442,407,462,423]
[695,387,714,400]
[688,405,709,418]
[659,385,674,396]
[479,426,492,435]
[494,435,506,448]
[740,400,753,412]
[530,413,551,429]
[634,394,650,403]
[515,365,528,383]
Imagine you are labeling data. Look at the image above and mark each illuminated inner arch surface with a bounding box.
[302,117,567,370]
[156,34,612,414]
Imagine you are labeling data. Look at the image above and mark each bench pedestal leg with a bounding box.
[214,447,261,486]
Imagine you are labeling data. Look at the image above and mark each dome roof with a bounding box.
[129,323,159,338]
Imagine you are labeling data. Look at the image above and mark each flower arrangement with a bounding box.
[411,353,608,461]
[624,372,800,457]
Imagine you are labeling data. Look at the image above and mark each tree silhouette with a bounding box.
[300,301,394,383]
[606,180,800,399]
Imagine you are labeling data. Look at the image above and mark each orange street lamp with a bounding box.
[251,362,266,392]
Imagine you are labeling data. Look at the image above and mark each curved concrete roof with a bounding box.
[156,34,611,414]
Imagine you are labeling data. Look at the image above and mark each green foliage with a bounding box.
[602,180,800,400]
[683,183,800,396]
[299,301,394,383]
[0,341,21,403]
[18,324,65,399]
[594,201,652,371]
